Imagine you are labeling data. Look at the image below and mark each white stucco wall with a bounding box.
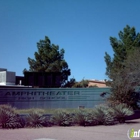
[0,71,15,85]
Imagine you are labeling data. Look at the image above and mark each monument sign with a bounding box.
[0,87,110,109]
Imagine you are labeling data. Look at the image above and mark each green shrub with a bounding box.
[0,105,23,129]
[73,109,98,126]
[103,109,116,125]
[25,110,47,128]
[73,109,88,126]
[112,103,134,123]
[50,109,73,126]
[92,105,115,125]
[0,104,15,113]
[84,112,99,126]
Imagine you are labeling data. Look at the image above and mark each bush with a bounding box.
[50,109,73,126]
[0,104,134,129]
[73,109,88,126]
[0,105,23,129]
[25,110,47,128]
[0,104,16,115]
[111,103,134,123]
[73,109,98,126]
[92,105,115,125]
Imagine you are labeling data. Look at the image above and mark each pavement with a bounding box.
[0,119,140,140]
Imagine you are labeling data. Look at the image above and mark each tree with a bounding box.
[63,78,89,88]
[72,79,89,88]
[104,25,140,109]
[63,78,76,87]
[24,36,70,86]
[105,25,140,79]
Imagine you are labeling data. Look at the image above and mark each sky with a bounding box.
[0,0,140,81]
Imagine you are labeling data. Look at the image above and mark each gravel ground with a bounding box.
[0,119,140,140]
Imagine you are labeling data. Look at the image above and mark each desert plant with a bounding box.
[73,109,87,126]
[50,109,73,126]
[73,109,97,126]
[0,104,16,113]
[92,106,106,125]
[25,110,47,128]
[83,111,99,126]
[112,103,134,123]
[92,105,115,125]
[0,105,23,129]
[103,109,116,125]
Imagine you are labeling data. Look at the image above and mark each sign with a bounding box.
[0,88,111,109]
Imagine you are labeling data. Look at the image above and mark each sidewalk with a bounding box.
[0,119,140,140]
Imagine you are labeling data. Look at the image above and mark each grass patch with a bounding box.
[15,108,79,114]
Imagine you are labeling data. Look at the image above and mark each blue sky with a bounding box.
[0,0,140,81]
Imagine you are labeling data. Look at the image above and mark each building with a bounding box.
[0,68,15,85]
[88,79,107,87]
[0,68,107,88]
[0,68,62,88]
[24,72,62,88]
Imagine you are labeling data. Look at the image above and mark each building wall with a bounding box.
[0,71,6,85]
[88,80,107,87]
[6,71,15,85]
[0,87,111,109]
[0,71,15,85]
[24,72,61,87]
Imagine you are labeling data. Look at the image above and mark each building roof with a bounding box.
[88,79,106,84]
